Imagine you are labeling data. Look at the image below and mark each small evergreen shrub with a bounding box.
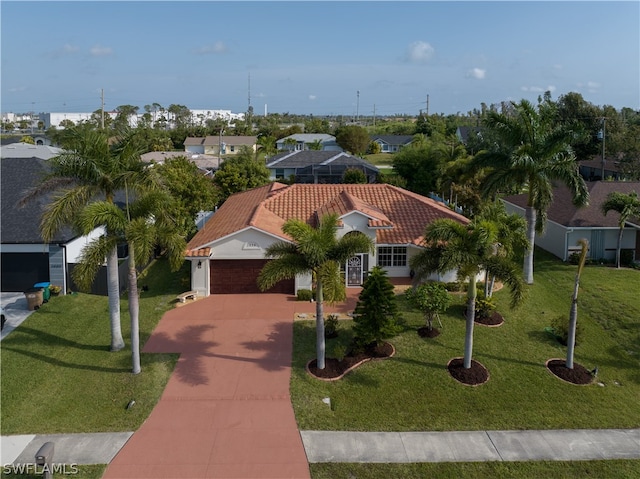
[296,289,313,301]
[550,315,583,346]
[475,297,497,319]
[324,314,339,338]
[620,249,634,266]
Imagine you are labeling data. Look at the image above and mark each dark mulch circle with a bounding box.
[308,341,394,380]
[546,359,594,385]
[447,357,490,386]
[324,331,338,339]
[418,326,441,338]
[474,311,504,326]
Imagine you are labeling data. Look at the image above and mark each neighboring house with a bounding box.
[455,126,482,145]
[1,157,128,294]
[502,181,640,262]
[370,135,413,153]
[184,136,257,156]
[579,157,627,182]
[185,182,469,297]
[141,151,221,175]
[0,142,63,160]
[265,150,379,184]
[276,134,341,152]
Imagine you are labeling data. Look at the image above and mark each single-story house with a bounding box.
[370,135,413,153]
[579,157,627,182]
[502,181,640,262]
[1,156,128,294]
[0,142,63,160]
[276,134,341,152]
[455,126,483,145]
[184,136,257,156]
[185,182,469,296]
[141,151,221,175]
[265,150,379,184]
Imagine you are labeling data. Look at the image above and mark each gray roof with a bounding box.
[0,142,64,160]
[265,151,379,171]
[1,157,76,244]
[370,135,413,146]
[276,134,335,143]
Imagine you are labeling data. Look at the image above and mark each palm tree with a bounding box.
[601,191,640,268]
[410,218,524,369]
[476,201,528,297]
[474,99,589,284]
[566,239,588,370]
[20,128,148,351]
[75,189,185,373]
[258,213,374,369]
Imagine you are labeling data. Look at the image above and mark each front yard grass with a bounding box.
[290,249,640,432]
[0,259,187,435]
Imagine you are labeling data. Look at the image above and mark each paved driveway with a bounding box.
[102,293,331,479]
[1,292,35,341]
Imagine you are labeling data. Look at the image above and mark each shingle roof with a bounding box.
[187,183,469,254]
[502,181,640,228]
[1,157,76,244]
[370,135,413,145]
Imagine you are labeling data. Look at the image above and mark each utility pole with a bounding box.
[426,94,430,116]
[600,117,606,180]
[356,90,360,123]
[101,88,105,129]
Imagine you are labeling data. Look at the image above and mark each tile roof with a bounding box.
[187,183,469,254]
[502,181,640,228]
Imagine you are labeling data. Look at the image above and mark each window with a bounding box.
[377,246,407,267]
[243,241,260,250]
[275,168,285,179]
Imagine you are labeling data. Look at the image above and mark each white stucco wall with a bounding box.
[65,227,105,263]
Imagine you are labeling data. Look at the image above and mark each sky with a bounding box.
[1,1,639,117]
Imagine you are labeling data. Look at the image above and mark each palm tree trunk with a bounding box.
[615,227,624,269]
[566,239,587,370]
[315,279,326,370]
[127,245,141,374]
[524,206,536,285]
[106,246,125,352]
[463,278,477,369]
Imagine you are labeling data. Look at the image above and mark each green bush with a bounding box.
[620,249,634,266]
[296,289,313,301]
[550,315,583,346]
[475,297,497,319]
[325,314,339,338]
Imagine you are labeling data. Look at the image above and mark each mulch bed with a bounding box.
[447,358,490,386]
[418,326,441,338]
[546,359,594,385]
[307,341,394,380]
[474,311,504,326]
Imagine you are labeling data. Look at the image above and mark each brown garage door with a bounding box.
[210,259,295,294]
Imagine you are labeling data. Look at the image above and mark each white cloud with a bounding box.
[521,85,556,93]
[308,95,317,101]
[467,68,486,80]
[406,41,434,63]
[195,42,227,55]
[90,45,113,57]
[63,44,80,54]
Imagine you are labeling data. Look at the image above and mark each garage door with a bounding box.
[210,259,294,294]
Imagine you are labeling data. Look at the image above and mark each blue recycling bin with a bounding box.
[34,282,51,302]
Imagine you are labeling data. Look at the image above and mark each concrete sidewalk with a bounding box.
[3,428,639,467]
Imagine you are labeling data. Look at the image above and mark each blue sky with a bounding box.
[2,1,639,117]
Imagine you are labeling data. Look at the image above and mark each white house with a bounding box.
[185,183,469,297]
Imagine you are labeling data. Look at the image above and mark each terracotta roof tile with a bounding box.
[186,183,469,254]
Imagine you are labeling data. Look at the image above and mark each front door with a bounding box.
[347,255,363,287]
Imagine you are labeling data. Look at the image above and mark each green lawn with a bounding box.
[290,249,640,432]
[364,153,395,167]
[0,259,187,435]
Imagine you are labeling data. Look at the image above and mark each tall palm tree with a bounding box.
[566,238,588,370]
[410,218,524,369]
[75,189,185,373]
[258,213,374,369]
[601,191,640,268]
[474,99,589,284]
[20,128,148,351]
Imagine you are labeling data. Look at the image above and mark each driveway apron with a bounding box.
[103,294,315,479]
